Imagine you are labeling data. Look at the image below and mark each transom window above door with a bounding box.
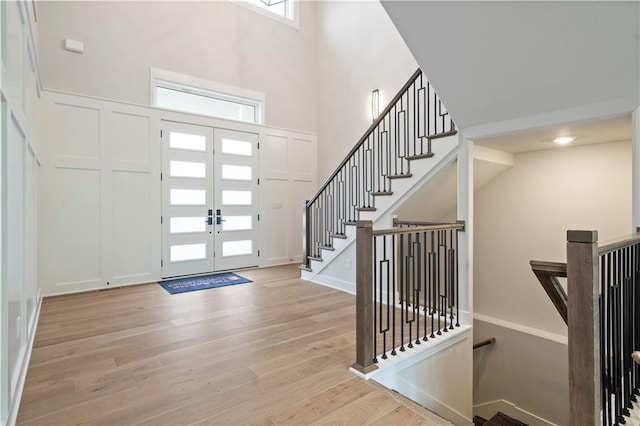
[152,68,265,124]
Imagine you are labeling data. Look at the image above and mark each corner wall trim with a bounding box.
[7,295,43,426]
[473,313,568,345]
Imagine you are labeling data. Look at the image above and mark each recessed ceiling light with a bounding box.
[553,136,575,145]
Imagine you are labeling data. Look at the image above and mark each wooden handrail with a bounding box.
[530,260,568,325]
[473,337,496,350]
[373,221,464,237]
[393,218,452,227]
[307,68,422,206]
[596,229,640,255]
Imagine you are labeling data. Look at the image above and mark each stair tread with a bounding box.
[371,191,393,196]
[308,256,323,262]
[298,264,312,272]
[425,129,457,140]
[318,245,335,251]
[330,233,347,239]
[486,412,528,426]
[387,173,413,179]
[356,207,376,212]
[406,153,434,161]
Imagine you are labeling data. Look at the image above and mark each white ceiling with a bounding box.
[381,1,640,129]
[474,114,632,154]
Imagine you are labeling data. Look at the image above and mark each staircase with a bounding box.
[300,68,459,287]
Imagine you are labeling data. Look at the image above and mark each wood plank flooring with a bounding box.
[18,265,451,425]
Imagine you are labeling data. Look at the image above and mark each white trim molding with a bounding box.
[474,313,568,345]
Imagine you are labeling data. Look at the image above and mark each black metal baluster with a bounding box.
[430,230,436,338]
[373,236,378,363]
[391,233,397,356]
[455,229,460,327]
[423,231,429,340]
[415,235,422,345]
[634,243,640,397]
[399,233,405,352]
[437,230,442,335]
[406,233,413,349]
[602,255,611,426]
[442,230,449,333]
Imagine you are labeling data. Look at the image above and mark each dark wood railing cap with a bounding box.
[567,230,598,243]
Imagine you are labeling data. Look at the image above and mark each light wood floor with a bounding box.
[18,264,451,425]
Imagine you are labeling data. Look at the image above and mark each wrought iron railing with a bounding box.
[352,221,464,374]
[598,233,640,426]
[533,229,640,426]
[301,69,456,269]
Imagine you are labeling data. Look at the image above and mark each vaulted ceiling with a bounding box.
[381,1,640,130]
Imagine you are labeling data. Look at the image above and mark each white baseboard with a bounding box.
[387,376,472,425]
[473,400,556,426]
[309,274,355,295]
[6,295,43,426]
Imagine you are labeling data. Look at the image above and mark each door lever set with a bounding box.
[207,208,225,225]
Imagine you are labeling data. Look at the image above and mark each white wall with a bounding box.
[37,1,318,134]
[1,1,41,424]
[37,89,316,296]
[315,0,418,181]
[37,92,162,295]
[392,161,457,223]
[473,140,632,422]
[475,140,632,336]
[473,319,568,425]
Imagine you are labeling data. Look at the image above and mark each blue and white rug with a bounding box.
[159,272,252,294]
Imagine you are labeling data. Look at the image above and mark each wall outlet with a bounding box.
[345,259,351,270]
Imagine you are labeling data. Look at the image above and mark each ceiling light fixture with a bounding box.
[553,136,575,145]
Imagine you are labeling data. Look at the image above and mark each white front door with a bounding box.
[161,123,259,277]
[213,129,259,271]
[161,121,215,278]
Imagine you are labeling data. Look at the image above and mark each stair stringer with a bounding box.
[301,133,460,291]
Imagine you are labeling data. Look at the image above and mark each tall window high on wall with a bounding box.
[248,0,293,20]
[152,68,265,125]
[234,0,298,28]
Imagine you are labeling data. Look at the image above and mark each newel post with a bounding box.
[302,200,311,267]
[566,230,600,426]
[352,221,377,374]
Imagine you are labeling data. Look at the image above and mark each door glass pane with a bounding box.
[222,190,251,205]
[170,189,206,205]
[222,215,252,231]
[222,240,252,257]
[170,217,206,234]
[169,132,206,151]
[222,164,252,181]
[170,161,206,178]
[170,243,206,262]
[221,139,252,156]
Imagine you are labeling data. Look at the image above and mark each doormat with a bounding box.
[159,272,252,295]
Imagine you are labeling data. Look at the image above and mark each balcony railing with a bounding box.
[532,229,640,425]
[352,220,465,374]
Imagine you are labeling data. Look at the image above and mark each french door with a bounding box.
[161,121,259,278]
